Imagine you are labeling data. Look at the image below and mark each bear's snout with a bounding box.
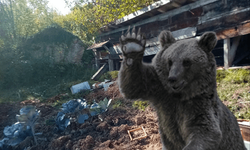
[168,76,177,83]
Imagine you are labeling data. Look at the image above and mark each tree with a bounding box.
[0,0,54,47]
[59,0,158,41]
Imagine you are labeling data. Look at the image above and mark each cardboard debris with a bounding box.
[127,126,147,141]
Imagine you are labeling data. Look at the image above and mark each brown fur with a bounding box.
[118,28,246,150]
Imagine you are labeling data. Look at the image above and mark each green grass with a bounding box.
[217,69,250,119]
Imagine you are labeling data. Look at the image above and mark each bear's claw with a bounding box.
[120,26,146,54]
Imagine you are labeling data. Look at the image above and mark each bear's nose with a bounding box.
[168,76,177,83]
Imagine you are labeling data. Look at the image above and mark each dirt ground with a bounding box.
[0,83,163,150]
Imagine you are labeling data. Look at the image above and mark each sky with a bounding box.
[48,0,72,15]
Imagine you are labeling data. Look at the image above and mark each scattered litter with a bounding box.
[56,98,112,131]
[0,106,40,148]
[55,112,71,131]
[127,127,147,141]
[90,98,112,116]
[103,82,114,91]
[89,100,101,116]
[78,114,89,124]
[70,81,91,94]
[238,121,250,126]
[92,79,114,91]
[61,99,88,113]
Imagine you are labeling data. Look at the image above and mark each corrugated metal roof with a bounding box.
[144,45,160,56]
[87,41,109,50]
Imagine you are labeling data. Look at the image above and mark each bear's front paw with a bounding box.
[120,26,146,54]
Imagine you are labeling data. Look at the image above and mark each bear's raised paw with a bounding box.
[120,27,146,54]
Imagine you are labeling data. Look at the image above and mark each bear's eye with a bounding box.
[168,59,173,67]
[183,60,191,67]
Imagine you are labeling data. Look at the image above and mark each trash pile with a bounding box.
[0,80,114,149]
[55,98,112,132]
[0,98,112,149]
[0,106,40,149]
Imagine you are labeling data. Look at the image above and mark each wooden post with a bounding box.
[229,36,241,66]
[223,36,241,69]
[108,58,114,71]
[224,38,230,69]
[115,61,119,70]
[93,49,100,69]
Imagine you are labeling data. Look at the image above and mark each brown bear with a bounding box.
[118,27,246,150]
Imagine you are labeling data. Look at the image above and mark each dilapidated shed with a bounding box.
[88,0,250,73]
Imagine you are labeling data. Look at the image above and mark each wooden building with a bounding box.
[88,0,250,74]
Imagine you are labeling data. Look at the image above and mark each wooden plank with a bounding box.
[199,7,250,24]
[91,63,108,80]
[224,38,230,69]
[217,66,250,70]
[172,27,197,40]
[216,21,250,40]
[127,127,147,141]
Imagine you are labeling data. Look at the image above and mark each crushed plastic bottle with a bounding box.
[55,112,70,131]
[62,99,88,113]
[77,114,89,124]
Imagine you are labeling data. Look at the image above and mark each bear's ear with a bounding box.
[159,30,176,49]
[198,32,217,53]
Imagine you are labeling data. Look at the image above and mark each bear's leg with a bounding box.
[118,27,161,100]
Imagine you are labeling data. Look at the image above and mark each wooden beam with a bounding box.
[224,38,230,69]
[216,21,250,40]
[157,7,167,13]
[223,37,241,69]
[171,1,181,8]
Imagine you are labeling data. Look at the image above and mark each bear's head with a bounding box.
[153,31,218,100]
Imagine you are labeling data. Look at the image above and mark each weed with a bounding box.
[132,100,149,111]
[112,100,123,109]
